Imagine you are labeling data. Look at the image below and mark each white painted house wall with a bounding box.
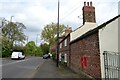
[118,1,120,54]
[70,22,97,41]
[99,17,119,78]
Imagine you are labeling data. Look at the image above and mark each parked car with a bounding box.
[48,53,52,58]
[43,54,50,59]
[11,52,25,60]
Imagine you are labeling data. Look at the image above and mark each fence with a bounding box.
[103,51,120,79]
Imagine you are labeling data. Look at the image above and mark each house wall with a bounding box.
[59,35,70,66]
[70,32,101,78]
[99,17,119,78]
[70,22,97,41]
[118,2,120,55]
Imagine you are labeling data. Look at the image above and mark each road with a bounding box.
[2,57,45,78]
[1,57,87,79]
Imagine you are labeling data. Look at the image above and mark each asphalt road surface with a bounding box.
[2,57,45,78]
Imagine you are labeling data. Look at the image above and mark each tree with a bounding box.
[41,43,50,55]
[2,22,26,46]
[41,22,66,45]
[35,46,43,56]
[2,36,12,57]
[1,21,26,57]
[24,41,43,56]
[24,41,36,56]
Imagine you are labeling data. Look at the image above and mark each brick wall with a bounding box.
[83,2,96,24]
[70,32,101,78]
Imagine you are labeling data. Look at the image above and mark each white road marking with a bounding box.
[0,58,30,67]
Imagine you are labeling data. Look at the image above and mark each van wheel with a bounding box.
[18,57,20,60]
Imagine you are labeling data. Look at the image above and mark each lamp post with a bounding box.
[36,34,40,46]
[10,16,14,51]
[56,0,60,67]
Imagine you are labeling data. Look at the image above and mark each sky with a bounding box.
[0,0,120,46]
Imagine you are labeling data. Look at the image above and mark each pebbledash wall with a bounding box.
[99,15,120,78]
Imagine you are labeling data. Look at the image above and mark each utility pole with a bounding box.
[10,16,14,22]
[56,0,60,67]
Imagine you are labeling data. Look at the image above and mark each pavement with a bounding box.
[33,59,87,78]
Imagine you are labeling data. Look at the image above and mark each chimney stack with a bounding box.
[87,2,89,6]
[90,2,92,6]
[82,2,96,24]
[84,2,86,6]
[65,25,72,36]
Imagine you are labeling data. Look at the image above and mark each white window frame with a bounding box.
[60,43,62,48]
[59,53,61,61]
[64,39,67,46]
[64,53,67,62]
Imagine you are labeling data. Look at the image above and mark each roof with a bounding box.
[70,14,120,44]
[71,22,97,41]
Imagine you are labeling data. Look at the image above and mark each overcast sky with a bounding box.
[0,0,119,45]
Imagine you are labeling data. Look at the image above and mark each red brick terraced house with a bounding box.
[59,26,72,66]
[58,1,120,79]
[59,2,100,78]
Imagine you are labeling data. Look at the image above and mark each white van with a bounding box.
[11,52,25,60]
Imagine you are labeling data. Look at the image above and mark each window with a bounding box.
[59,53,61,61]
[60,43,62,48]
[64,53,67,62]
[64,39,67,46]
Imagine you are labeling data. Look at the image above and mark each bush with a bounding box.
[2,47,11,57]
[60,61,67,67]
[51,52,56,60]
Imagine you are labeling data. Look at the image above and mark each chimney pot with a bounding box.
[87,2,89,6]
[82,1,96,24]
[65,26,72,36]
[90,2,92,6]
[84,2,86,6]
[67,25,69,27]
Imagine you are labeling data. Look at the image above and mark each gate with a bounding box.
[103,51,120,79]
